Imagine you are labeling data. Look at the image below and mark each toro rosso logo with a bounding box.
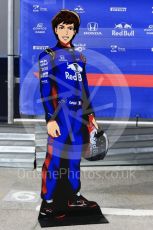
[65,63,83,81]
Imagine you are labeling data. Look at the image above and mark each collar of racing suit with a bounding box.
[56,41,75,51]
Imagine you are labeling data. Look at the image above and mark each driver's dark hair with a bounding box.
[52,9,80,40]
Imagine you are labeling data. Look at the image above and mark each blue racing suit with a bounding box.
[39,41,95,201]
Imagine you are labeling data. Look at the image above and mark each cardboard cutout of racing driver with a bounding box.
[39,9,99,219]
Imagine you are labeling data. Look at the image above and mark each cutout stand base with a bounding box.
[38,205,109,228]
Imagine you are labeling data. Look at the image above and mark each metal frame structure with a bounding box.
[13,118,153,127]
[8,0,14,124]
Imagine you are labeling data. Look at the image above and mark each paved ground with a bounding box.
[0,166,153,230]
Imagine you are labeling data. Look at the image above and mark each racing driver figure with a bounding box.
[39,9,99,219]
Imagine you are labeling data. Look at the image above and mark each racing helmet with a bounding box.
[83,115,109,161]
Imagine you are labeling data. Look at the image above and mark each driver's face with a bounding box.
[55,22,76,44]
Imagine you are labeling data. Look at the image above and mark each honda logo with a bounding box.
[87,22,98,31]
